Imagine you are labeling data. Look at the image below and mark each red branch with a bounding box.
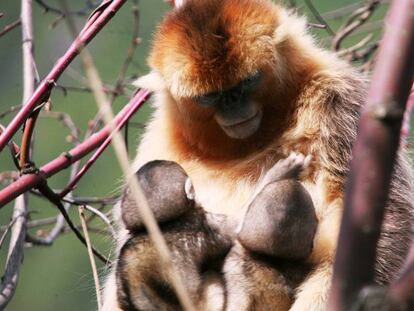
[328,0,414,310]
[59,89,147,198]
[0,0,127,152]
[0,89,151,208]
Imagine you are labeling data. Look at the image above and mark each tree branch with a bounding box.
[0,1,34,308]
[328,0,414,309]
[0,90,151,207]
[0,19,21,38]
[0,0,127,152]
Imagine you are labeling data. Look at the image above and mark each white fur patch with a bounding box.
[132,71,166,91]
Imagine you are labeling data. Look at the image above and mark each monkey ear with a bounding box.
[132,71,166,91]
[185,178,196,201]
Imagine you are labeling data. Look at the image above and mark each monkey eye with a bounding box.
[193,92,221,106]
[242,72,262,89]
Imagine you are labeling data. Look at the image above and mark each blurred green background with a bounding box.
[0,1,388,310]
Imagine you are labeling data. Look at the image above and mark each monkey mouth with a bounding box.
[221,110,262,139]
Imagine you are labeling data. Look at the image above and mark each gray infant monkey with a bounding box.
[117,160,234,311]
[116,154,317,311]
[224,153,317,311]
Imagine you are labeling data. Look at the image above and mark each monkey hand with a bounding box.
[255,152,312,197]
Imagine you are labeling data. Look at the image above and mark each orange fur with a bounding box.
[103,1,414,310]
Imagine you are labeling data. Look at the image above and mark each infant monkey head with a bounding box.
[121,160,194,231]
[118,160,234,310]
[238,153,317,260]
[239,179,317,260]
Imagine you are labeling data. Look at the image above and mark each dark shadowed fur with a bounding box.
[117,160,234,310]
[117,155,320,311]
[117,206,232,311]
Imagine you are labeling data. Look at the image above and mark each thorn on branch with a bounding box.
[20,161,39,175]
[307,22,327,29]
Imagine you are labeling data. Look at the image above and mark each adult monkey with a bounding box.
[102,0,414,310]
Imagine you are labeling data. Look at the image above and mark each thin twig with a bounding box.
[322,0,389,21]
[87,0,142,136]
[58,92,146,197]
[0,0,128,152]
[0,172,19,186]
[0,104,23,119]
[0,92,149,207]
[36,181,111,265]
[55,84,119,96]
[0,1,34,308]
[0,216,21,250]
[64,200,116,239]
[337,33,373,57]
[0,196,28,310]
[39,111,81,144]
[79,206,102,311]
[59,1,195,308]
[31,161,82,245]
[0,19,21,38]
[332,0,381,51]
[303,0,334,36]
[34,0,95,16]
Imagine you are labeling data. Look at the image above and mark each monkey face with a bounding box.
[191,72,263,139]
[147,0,280,125]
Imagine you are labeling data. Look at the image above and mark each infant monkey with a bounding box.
[224,153,317,311]
[117,154,317,311]
[117,160,234,311]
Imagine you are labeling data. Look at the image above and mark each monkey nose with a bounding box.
[226,90,242,106]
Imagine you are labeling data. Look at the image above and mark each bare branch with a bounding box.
[35,181,110,264]
[0,104,23,119]
[332,0,381,51]
[64,200,116,239]
[79,206,102,311]
[0,216,21,250]
[329,0,414,309]
[59,0,195,308]
[322,0,389,21]
[303,0,334,36]
[0,92,149,207]
[0,196,28,310]
[0,0,128,152]
[86,1,142,136]
[39,110,81,144]
[0,19,21,38]
[34,0,96,16]
[0,1,35,308]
